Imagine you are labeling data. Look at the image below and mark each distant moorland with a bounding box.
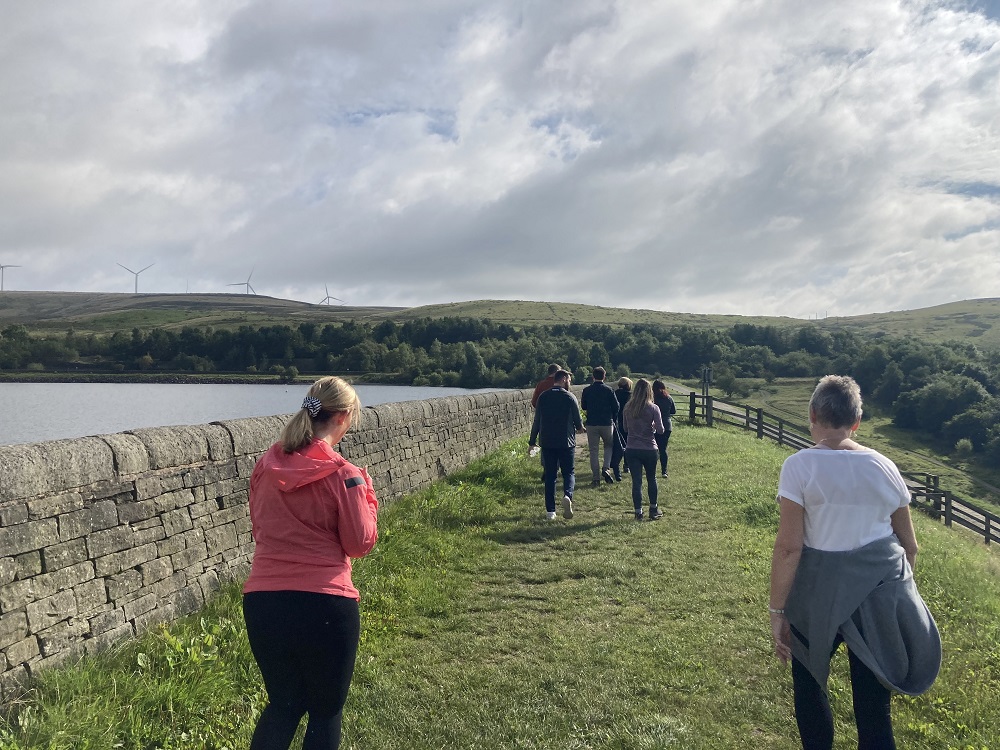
[2,291,1000,350]
[0,291,401,333]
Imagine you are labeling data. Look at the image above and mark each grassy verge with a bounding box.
[1,425,998,749]
[701,378,1000,510]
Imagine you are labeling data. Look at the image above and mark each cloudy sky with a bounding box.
[2,1,999,317]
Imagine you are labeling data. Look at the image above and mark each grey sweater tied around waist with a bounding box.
[785,534,941,696]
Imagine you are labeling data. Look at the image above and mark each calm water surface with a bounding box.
[0,383,504,447]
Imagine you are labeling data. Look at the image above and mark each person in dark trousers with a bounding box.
[531,363,563,480]
[581,366,620,486]
[652,380,677,477]
[611,377,632,480]
[770,376,940,750]
[242,376,379,750]
[622,378,665,520]
[528,369,584,520]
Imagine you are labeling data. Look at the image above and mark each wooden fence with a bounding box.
[686,392,1000,545]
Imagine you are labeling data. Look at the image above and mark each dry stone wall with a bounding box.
[0,388,534,700]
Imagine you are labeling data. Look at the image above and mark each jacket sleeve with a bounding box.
[529,406,541,446]
[652,405,665,435]
[337,466,379,558]
[531,382,545,408]
[572,395,584,430]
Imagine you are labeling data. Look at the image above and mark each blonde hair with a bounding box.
[617,377,632,390]
[623,378,652,421]
[280,376,362,453]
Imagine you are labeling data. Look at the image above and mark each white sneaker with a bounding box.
[546,511,557,520]
[562,495,574,519]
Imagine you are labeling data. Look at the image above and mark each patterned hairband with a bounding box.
[301,395,323,418]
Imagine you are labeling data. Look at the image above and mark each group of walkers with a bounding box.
[239,370,939,750]
[528,364,676,520]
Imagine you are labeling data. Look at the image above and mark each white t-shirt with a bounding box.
[776,447,911,551]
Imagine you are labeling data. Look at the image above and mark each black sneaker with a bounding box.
[649,507,663,520]
[602,468,615,484]
[614,471,622,482]
[591,479,600,488]
[635,511,644,521]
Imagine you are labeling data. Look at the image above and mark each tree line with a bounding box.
[2,317,999,462]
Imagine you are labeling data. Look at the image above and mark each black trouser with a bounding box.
[243,591,361,750]
[612,426,628,475]
[791,639,895,750]
[654,430,671,475]
[541,446,576,513]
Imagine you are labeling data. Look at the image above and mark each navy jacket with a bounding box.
[529,387,583,449]
[581,381,619,427]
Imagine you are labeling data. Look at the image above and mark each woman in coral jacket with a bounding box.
[242,376,378,750]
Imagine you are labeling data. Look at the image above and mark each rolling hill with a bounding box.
[2,291,1000,350]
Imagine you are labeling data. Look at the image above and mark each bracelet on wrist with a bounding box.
[768,607,785,615]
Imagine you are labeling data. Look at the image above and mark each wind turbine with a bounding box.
[0,264,20,292]
[117,262,154,294]
[319,285,343,305]
[228,267,256,295]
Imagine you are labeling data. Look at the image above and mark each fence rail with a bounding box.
[686,392,1000,545]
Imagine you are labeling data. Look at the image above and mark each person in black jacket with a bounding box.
[581,367,620,486]
[652,380,677,477]
[528,370,584,520]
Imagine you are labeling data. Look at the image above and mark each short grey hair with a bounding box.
[809,375,863,429]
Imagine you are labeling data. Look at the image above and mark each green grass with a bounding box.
[719,378,1000,511]
[2,426,999,749]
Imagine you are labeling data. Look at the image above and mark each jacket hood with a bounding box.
[263,440,344,492]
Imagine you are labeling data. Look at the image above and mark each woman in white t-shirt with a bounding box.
[769,375,923,750]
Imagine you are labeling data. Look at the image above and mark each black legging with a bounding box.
[791,643,895,750]
[243,591,360,750]
[654,430,671,475]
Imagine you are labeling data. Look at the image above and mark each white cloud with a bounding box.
[1,0,998,315]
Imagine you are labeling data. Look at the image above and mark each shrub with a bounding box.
[954,438,974,459]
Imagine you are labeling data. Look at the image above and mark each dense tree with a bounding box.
[893,374,990,435]
[4,315,1000,466]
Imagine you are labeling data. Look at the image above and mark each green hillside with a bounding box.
[0,291,401,333]
[3,292,1000,351]
[815,298,1000,351]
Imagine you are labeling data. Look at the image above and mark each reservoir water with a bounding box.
[0,383,505,447]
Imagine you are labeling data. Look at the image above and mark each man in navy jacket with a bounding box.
[580,366,620,486]
[529,370,584,520]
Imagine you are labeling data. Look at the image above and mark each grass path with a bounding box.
[345,426,1000,749]
[2,425,999,749]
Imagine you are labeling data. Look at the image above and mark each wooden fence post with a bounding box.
[689,392,696,423]
[705,395,713,427]
[944,492,953,528]
[756,408,764,439]
[778,420,784,447]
